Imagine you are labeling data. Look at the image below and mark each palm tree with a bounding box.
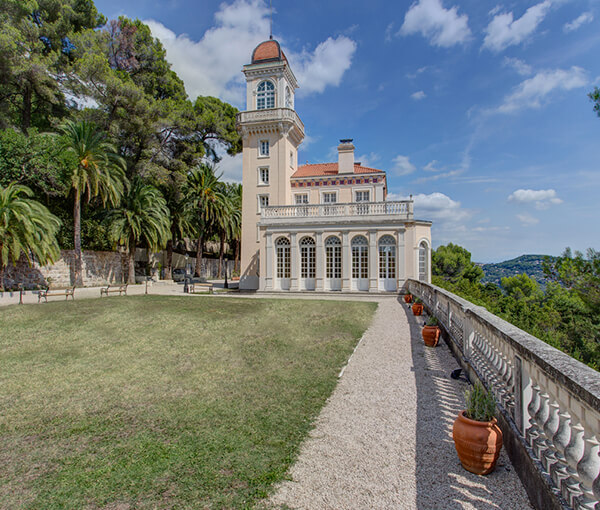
[57,120,125,285]
[215,183,242,278]
[186,164,227,278]
[228,183,243,274]
[163,178,196,280]
[0,182,61,290]
[107,179,171,284]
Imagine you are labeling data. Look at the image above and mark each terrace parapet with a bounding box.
[406,279,600,510]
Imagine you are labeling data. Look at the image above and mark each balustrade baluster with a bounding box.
[562,420,586,506]
[533,392,551,460]
[526,384,541,447]
[551,410,573,489]
[575,435,600,510]
[541,401,561,472]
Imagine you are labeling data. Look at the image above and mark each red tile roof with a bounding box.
[292,163,384,178]
[251,39,288,64]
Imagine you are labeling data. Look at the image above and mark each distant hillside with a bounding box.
[478,254,556,287]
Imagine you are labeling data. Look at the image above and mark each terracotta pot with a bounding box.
[422,325,440,347]
[452,411,503,475]
[412,303,423,316]
[403,294,413,303]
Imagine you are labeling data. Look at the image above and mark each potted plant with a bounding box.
[452,383,503,475]
[422,316,440,347]
[412,297,423,316]
[403,292,413,304]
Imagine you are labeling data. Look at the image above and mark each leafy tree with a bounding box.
[186,164,226,277]
[544,248,600,314]
[0,0,105,131]
[214,183,242,278]
[0,182,61,289]
[107,179,170,284]
[432,243,484,283]
[57,120,125,285]
[501,273,541,300]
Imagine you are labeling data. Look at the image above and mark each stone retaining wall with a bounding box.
[3,250,236,289]
[3,250,127,289]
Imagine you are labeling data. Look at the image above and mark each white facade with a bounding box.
[237,39,432,292]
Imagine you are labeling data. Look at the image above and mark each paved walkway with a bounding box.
[266,297,533,510]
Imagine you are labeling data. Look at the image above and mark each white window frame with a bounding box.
[294,193,309,204]
[257,194,269,213]
[354,189,371,202]
[258,139,270,158]
[258,167,269,186]
[321,191,338,204]
[256,80,275,110]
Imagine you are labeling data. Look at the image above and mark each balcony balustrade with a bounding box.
[407,279,600,510]
[261,201,413,223]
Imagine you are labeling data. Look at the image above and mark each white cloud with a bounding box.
[406,66,429,79]
[391,155,416,175]
[216,152,243,183]
[356,152,380,167]
[503,57,532,76]
[508,188,563,209]
[563,12,594,33]
[497,66,588,113]
[145,0,356,106]
[399,0,471,48]
[483,1,552,53]
[411,90,427,100]
[288,36,357,97]
[516,213,540,226]
[423,160,439,172]
[385,22,395,42]
[410,192,471,223]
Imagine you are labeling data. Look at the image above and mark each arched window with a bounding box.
[285,86,292,108]
[419,241,429,282]
[300,236,316,278]
[257,80,275,110]
[325,236,341,279]
[378,235,396,279]
[351,236,368,279]
[276,237,290,278]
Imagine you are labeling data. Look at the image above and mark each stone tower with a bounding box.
[236,38,305,290]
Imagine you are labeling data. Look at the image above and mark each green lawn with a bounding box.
[0,296,376,509]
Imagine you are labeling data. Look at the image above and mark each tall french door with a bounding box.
[378,235,397,291]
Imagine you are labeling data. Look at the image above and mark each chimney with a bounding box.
[337,139,355,174]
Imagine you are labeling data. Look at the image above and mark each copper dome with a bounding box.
[251,38,287,64]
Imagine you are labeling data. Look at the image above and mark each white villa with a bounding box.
[237,38,432,292]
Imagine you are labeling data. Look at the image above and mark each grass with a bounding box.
[0,296,376,509]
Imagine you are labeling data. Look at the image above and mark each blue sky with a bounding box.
[93,0,599,262]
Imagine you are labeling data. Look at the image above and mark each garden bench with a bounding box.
[38,286,75,303]
[100,284,128,297]
[189,282,214,294]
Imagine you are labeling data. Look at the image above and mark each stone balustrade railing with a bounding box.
[407,279,600,510]
[236,108,305,131]
[261,201,413,219]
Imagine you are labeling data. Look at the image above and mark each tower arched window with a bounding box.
[419,241,429,282]
[257,81,275,110]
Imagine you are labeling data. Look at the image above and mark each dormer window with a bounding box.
[257,81,275,110]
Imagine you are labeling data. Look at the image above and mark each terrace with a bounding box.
[0,283,597,509]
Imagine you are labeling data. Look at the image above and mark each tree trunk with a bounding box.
[165,239,173,280]
[194,233,204,277]
[73,190,83,286]
[21,83,31,133]
[0,264,4,292]
[218,235,225,278]
[128,238,136,284]
[234,240,240,273]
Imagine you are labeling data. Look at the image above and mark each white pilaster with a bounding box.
[290,232,299,291]
[397,229,405,290]
[315,231,324,291]
[368,230,378,292]
[265,233,273,291]
[342,231,351,291]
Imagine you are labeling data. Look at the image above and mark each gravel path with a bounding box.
[266,297,534,510]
